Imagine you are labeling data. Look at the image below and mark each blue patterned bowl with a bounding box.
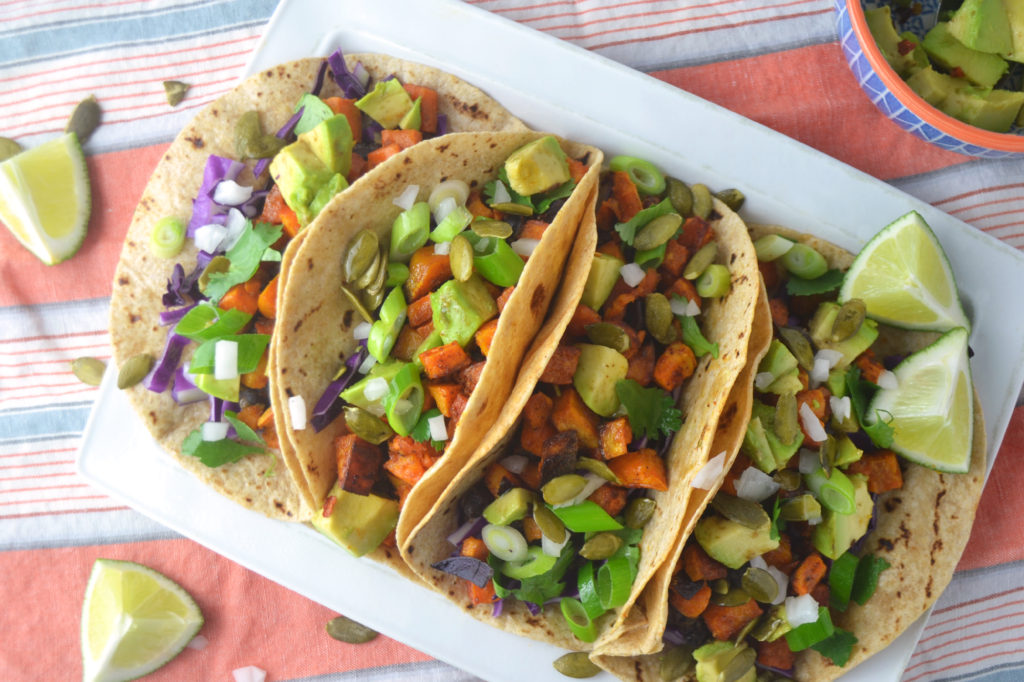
[835,0,1024,157]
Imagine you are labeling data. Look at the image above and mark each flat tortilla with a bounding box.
[109,53,527,521]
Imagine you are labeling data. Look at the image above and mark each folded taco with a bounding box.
[594,217,986,680]
[398,160,763,652]
[270,131,603,572]
[108,50,526,521]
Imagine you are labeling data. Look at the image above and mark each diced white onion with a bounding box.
[221,208,249,252]
[799,402,827,443]
[357,353,377,375]
[492,179,512,205]
[214,339,239,380]
[393,184,420,211]
[433,241,451,256]
[288,395,307,431]
[175,386,206,405]
[202,421,229,442]
[754,372,777,391]
[500,454,528,474]
[816,348,844,368]
[670,296,701,317]
[428,179,470,220]
[691,451,726,490]
[363,377,389,401]
[749,555,768,570]
[785,594,821,628]
[798,448,820,474]
[194,223,227,254]
[353,62,370,88]
[352,321,372,340]
[213,179,253,206]
[809,356,831,386]
[186,634,208,650]
[433,195,458,224]
[830,395,852,424]
[877,369,899,390]
[511,238,539,257]
[562,472,607,508]
[542,530,570,557]
[446,516,481,546]
[620,262,646,287]
[767,566,789,605]
[232,666,267,682]
[735,467,781,502]
[428,414,448,441]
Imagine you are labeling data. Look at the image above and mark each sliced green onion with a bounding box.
[390,201,431,261]
[560,597,598,642]
[609,155,666,196]
[382,362,423,436]
[385,262,410,287]
[804,467,856,515]
[785,606,834,652]
[754,234,795,262]
[551,500,623,533]
[596,555,633,610]
[781,243,828,280]
[577,561,605,620]
[679,315,719,358]
[428,179,470,220]
[481,523,528,562]
[466,233,525,287]
[695,264,731,298]
[150,216,186,258]
[367,287,407,363]
[634,243,666,270]
[430,204,473,242]
[828,551,860,611]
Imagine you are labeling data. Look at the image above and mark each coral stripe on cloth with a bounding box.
[1,1,1022,681]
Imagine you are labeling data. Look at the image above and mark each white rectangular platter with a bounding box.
[79,1,1024,680]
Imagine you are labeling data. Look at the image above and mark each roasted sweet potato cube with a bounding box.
[669,577,712,619]
[407,294,434,328]
[483,461,521,497]
[520,392,555,456]
[539,344,581,385]
[420,342,472,380]
[625,341,656,387]
[551,387,599,450]
[587,483,628,517]
[426,382,462,418]
[459,361,487,395]
[334,434,384,496]
[659,239,690,279]
[653,341,697,392]
[392,323,429,363]
[598,417,632,460]
[567,303,601,338]
[845,450,904,494]
[474,318,500,357]
[385,435,439,487]
[404,246,452,301]
[540,430,579,484]
[681,541,728,582]
[606,448,668,491]
[496,286,515,312]
[702,599,764,641]
[520,219,549,240]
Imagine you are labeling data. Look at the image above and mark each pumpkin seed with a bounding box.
[343,230,380,284]
[714,188,746,212]
[65,95,101,144]
[162,80,190,107]
[773,468,802,491]
[776,327,815,370]
[691,183,713,220]
[742,567,779,603]
[711,493,770,529]
[576,457,621,484]
[580,532,623,560]
[71,357,106,386]
[360,286,386,313]
[774,392,800,447]
[633,212,682,251]
[552,652,601,678]
[325,615,378,644]
[541,474,587,506]
[491,201,534,217]
[721,646,756,682]
[117,353,154,389]
[450,234,474,282]
[666,177,693,217]
[340,284,374,323]
[819,435,837,476]
[361,246,390,296]
[684,241,718,281]
[533,503,566,544]
[585,322,629,353]
[644,292,676,345]
[780,494,821,522]
[830,298,867,343]
[0,137,22,162]
[470,218,513,239]
[624,497,657,528]
[352,246,384,291]
[710,579,730,595]
[198,256,231,292]
[234,110,285,159]
[344,406,394,444]
[659,645,695,680]
[710,586,751,607]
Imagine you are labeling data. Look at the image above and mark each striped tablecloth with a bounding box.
[2,1,1022,680]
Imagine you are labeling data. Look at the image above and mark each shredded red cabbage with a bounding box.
[311,343,368,432]
[311,59,328,97]
[171,367,205,405]
[145,332,190,393]
[327,48,367,99]
[163,262,204,307]
[187,155,243,237]
[431,556,493,588]
[492,598,504,617]
[160,302,197,327]
[436,114,448,136]
[209,396,239,423]
[755,663,795,679]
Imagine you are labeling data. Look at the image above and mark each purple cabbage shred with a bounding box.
[430,556,493,589]
[755,663,795,679]
[436,114,448,136]
[160,302,197,327]
[171,367,205,405]
[311,59,329,96]
[145,332,190,393]
[492,599,504,617]
[310,343,368,432]
[162,262,204,307]
[187,155,243,237]
[327,48,367,99]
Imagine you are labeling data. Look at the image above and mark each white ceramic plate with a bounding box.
[79,1,1024,680]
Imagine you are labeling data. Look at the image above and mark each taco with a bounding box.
[593,220,986,680]
[270,131,603,572]
[108,50,527,521]
[398,161,763,652]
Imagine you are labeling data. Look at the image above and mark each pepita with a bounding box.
[533,504,566,544]
[780,494,821,522]
[71,357,106,386]
[776,327,815,370]
[691,183,713,220]
[470,219,513,239]
[585,322,629,353]
[624,497,657,528]
[541,474,586,506]
[0,137,23,162]
[117,353,154,389]
[449,234,474,282]
[344,406,394,444]
[198,256,231,292]
[741,566,779,603]
[552,652,601,679]
[774,392,800,447]
[352,245,384,291]
[633,212,682,251]
[714,188,746,212]
[162,80,190,107]
[579,532,623,560]
[644,292,676,345]
[710,586,751,607]
[340,284,374,323]
[659,645,695,681]
[720,646,756,682]
[325,615,378,644]
[65,95,101,144]
[711,493,770,529]
[830,298,867,343]
[773,468,802,491]
[360,286,385,313]
[684,241,718,281]
[343,230,380,284]
[575,457,621,484]
[666,177,694,217]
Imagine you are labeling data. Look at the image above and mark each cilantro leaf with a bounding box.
[174,304,251,342]
[769,495,785,541]
[615,379,682,441]
[508,542,574,607]
[679,314,719,358]
[614,198,674,246]
[786,268,844,296]
[224,410,265,446]
[844,367,895,448]
[202,221,283,302]
[828,551,860,612]
[534,178,576,214]
[811,628,858,667]
[851,554,891,606]
[410,408,445,451]
[182,428,264,467]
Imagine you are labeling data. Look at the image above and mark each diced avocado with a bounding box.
[947,0,1013,56]
[906,65,966,107]
[573,344,629,417]
[501,545,558,580]
[923,22,1009,88]
[742,416,778,474]
[430,275,498,347]
[833,435,863,467]
[1005,0,1024,63]
[311,481,400,557]
[581,252,624,311]
[808,302,879,369]
[694,641,756,682]
[942,87,1024,133]
[340,360,405,413]
[292,93,335,135]
[865,7,924,77]
[765,368,804,396]
[300,114,354,176]
[269,140,334,223]
[399,96,422,131]
[355,78,415,129]
[483,487,533,525]
[900,31,931,71]
[193,372,239,402]
[825,369,847,397]
[751,400,802,470]
[503,135,571,196]
[758,339,799,382]
[812,473,873,560]
[306,172,348,223]
[694,513,779,570]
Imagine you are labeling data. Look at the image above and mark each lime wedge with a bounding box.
[81,559,203,682]
[866,327,973,473]
[838,211,969,332]
[0,132,91,265]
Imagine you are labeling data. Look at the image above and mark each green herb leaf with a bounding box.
[844,367,895,448]
[615,379,682,441]
[509,542,574,607]
[187,334,270,375]
[224,410,265,446]
[202,221,283,302]
[182,428,263,467]
[769,495,784,542]
[811,628,858,667]
[485,168,533,213]
[785,269,844,296]
[174,304,251,342]
[828,551,860,612]
[534,178,576,214]
[851,554,891,606]
[261,247,282,262]
[410,408,445,451]
[785,606,834,652]
[679,314,719,359]
[614,198,674,246]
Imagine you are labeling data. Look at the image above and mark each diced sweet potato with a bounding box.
[845,450,904,494]
[762,533,795,573]
[681,542,728,582]
[769,297,789,327]
[420,342,472,380]
[669,581,712,619]
[467,189,498,220]
[461,536,489,561]
[392,323,429,363]
[625,341,656,387]
[721,454,754,497]
[539,344,581,385]
[407,294,434,328]
[483,461,521,497]
[405,246,452,301]
[855,348,885,384]
[678,215,713,251]
[459,361,487,395]
[495,286,515,312]
[598,417,632,460]
[522,515,543,542]
[385,436,439,487]
[791,552,827,596]
[756,638,795,672]
[447,392,469,436]
[241,350,269,390]
[551,387,600,450]
[474,318,500,357]
[520,392,556,456]
[596,238,625,261]
[520,219,549,241]
[587,483,628,517]
[653,341,697,392]
[659,239,691,279]
[702,599,764,641]
[468,580,497,606]
[664,276,700,307]
[334,434,384,496]
[606,449,668,491]
[236,403,265,431]
[567,303,602,338]
[426,382,462,418]
[540,430,579,484]
[611,170,643,221]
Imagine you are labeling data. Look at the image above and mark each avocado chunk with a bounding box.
[483,487,533,525]
[580,252,625,311]
[269,140,334,224]
[906,66,967,106]
[865,6,925,77]
[808,301,879,369]
[923,22,1009,88]
[832,434,863,467]
[355,78,415,129]
[758,339,802,394]
[573,344,629,417]
[311,481,399,557]
[1005,0,1024,63]
[299,114,354,176]
[947,0,1014,56]
[292,93,335,135]
[742,416,778,473]
[430,275,498,347]
[504,135,571,197]
[751,400,802,469]
[307,172,348,222]
[693,641,756,682]
[399,95,422,131]
[943,87,1024,133]
[812,472,873,560]
[694,513,779,570]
